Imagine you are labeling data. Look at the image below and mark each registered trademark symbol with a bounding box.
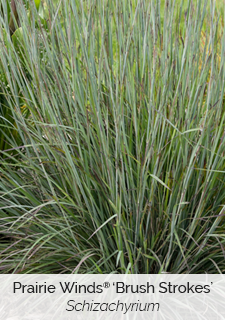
[103,282,110,288]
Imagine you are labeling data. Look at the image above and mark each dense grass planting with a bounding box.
[0,0,225,273]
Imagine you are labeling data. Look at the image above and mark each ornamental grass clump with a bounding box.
[0,0,225,274]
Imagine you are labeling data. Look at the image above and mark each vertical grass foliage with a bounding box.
[0,0,225,273]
